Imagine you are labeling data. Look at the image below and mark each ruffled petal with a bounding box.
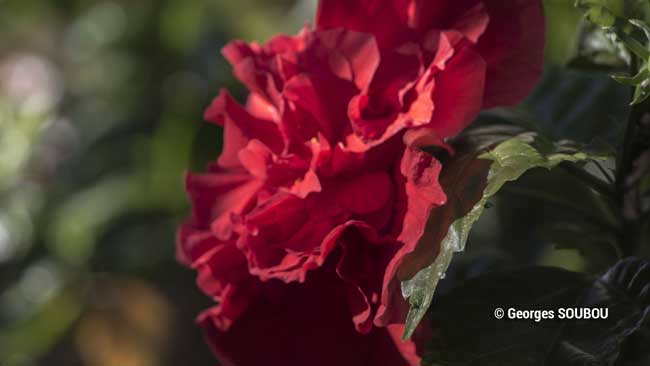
[176,224,218,266]
[238,168,396,283]
[185,170,262,241]
[284,74,356,145]
[204,90,284,156]
[222,29,309,104]
[303,29,381,91]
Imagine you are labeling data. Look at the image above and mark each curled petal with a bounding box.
[204,90,284,157]
[376,146,446,326]
[222,29,309,104]
[238,170,395,283]
[176,224,218,266]
[185,170,262,241]
[426,38,486,138]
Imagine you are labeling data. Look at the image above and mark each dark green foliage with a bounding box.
[422,258,650,366]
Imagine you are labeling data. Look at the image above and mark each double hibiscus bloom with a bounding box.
[178,0,545,365]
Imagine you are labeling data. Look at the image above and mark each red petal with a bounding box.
[336,224,395,334]
[426,37,486,138]
[316,0,413,48]
[376,146,446,326]
[409,0,544,107]
[185,170,262,241]
[201,268,418,366]
[409,0,483,33]
[222,30,308,104]
[478,0,545,107]
[336,171,393,215]
[284,74,355,145]
[176,224,218,266]
[204,90,284,156]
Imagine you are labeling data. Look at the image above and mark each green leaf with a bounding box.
[630,18,650,41]
[588,19,650,105]
[571,23,629,70]
[400,133,611,340]
[575,0,623,27]
[618,316,650,366]
[421,258,650,366]
[525,67,630,146]
[612,68,650,86]
[611,26,650,60]
[631,80,650,105]
[575,0,650,26]
[548,222,622,272]
[627,0,650,21]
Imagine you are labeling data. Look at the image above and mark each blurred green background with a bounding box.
[0,1,624,365]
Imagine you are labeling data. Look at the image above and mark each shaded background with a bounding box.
[0,1,629,365]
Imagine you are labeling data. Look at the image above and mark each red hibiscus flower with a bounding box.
[179,124,444,364]
[178,0,544,365]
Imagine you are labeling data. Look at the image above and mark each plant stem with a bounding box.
[615,57,650,256]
